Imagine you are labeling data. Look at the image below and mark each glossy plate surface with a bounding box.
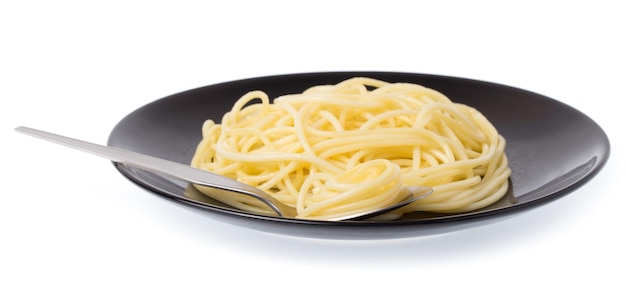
[107,72,610,239]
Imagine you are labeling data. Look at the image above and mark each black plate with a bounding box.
[107,72,610,239]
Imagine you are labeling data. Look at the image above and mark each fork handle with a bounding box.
[14,126,288,217]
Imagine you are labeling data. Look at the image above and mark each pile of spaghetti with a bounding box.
[191,77,511,220]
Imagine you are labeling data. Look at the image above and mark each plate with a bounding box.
[107,72,610,239]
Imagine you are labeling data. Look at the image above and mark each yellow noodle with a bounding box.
[191,77,511,220]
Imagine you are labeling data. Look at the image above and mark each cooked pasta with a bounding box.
[191,77,511,220]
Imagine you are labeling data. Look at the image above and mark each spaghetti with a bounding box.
[191,77,511,220]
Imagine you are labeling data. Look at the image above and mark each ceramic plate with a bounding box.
[107,72,610,239]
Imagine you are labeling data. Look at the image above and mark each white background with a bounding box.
[2,1,624,293]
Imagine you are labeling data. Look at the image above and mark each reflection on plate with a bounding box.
[107,72,610,239]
